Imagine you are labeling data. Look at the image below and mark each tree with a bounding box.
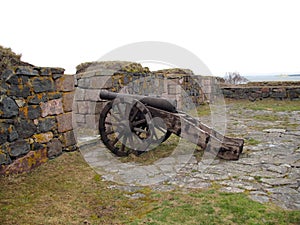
[224,72,249,85]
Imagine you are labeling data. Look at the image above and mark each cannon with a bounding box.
[99,90,244,160]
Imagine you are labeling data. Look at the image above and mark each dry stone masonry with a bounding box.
[222,85,300,101]
[1,60,299,176]
[74,61,217,134]
[0,66,76,174]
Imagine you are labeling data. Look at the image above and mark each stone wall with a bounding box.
[74,61,218,134]
[3,60,299,175]
[0,66,76,174]
[222,86,300,101]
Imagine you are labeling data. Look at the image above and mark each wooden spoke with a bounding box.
[109,111,122,122]
[125,103,131,119]
[105,129,115,135]
[132,118,146,127]
[99,99,171,156]
[111,131,123,147]
[129,107,139,122]
[120,136,127,152]
[117,104,124,119]
[105,121,119,126]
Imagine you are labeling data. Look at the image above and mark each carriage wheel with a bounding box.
[99,97,171,156]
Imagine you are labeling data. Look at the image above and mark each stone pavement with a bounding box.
[78,103,300,210]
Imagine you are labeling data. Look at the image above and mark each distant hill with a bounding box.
[0,45,33,76]
[288,74,300,77]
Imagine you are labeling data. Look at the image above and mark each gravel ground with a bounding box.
[79,102,300,210]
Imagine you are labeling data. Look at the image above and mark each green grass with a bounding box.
[252,114,287,122]
[120,134,180,165]
[245,137,261,146]
[132,190,300,225]
[1,99,300,224]
[0,152,155,224]
[1,152,299,225]
[196,103,212,117]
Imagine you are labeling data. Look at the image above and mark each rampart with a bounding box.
[0,66,77,174]
[1,60,299,175]
[222,82,300,101]
[73,61,217,135]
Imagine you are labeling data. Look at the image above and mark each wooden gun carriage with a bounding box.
[99,90,244,160]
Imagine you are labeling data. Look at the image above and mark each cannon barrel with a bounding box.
[99,90,177,113]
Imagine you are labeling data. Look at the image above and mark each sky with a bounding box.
[1,0,300,77]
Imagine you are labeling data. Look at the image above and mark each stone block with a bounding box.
[0,97,19,119]
[47,138,62,158]
[77,78,90,88]
[5,73,19,85]
[32,142,45,151]
[9,140,30,157]
[55,75,75,92]
[39,67,52,76]
[46,92,62,100]
[33,132,53,143]
[62,92,74,112]
[73,102,79,114]
[271,88,287,99]
[0,83,8,95]
[0,142,9,152]
[0,150,9,165]
[61,131,76,147]
[15,119,37,139]
[7,84,31,98]
[85,89,100,101]
[287,89,299,99]
[19,105,41,120]
[0,148,48,175]
[89,76,112,89]
[15,66,39,76]
[56,112,73,132]
[28,93,48,104]
[85,114,99,130]
[32,77,55,93]
[77,101,89,114]
[295,88,300,94]
[7,125,18,142]
[74,88,85,101]
[38,117,57,132]
[50,67,65,75]
[40,99,63,117]
[52,73,63,79]
[0,124,9,145]
[261,87,270,93]
[1,69,14,81]
[15,99,26,107]
[74,114,85,124]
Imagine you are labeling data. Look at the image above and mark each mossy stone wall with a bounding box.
[0,66,77,174]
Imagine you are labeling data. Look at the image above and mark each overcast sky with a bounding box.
[1,0,299,76]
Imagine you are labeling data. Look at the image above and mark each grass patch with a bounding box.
[245,138,261,146]
[120,134,180,165]
[196,103,212,117]
[0,152,154,224]
[254,176,263,183]
[252,114,286,122]
[1,152,299,224]
[132,190,300,225]
[120,135,203,165]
